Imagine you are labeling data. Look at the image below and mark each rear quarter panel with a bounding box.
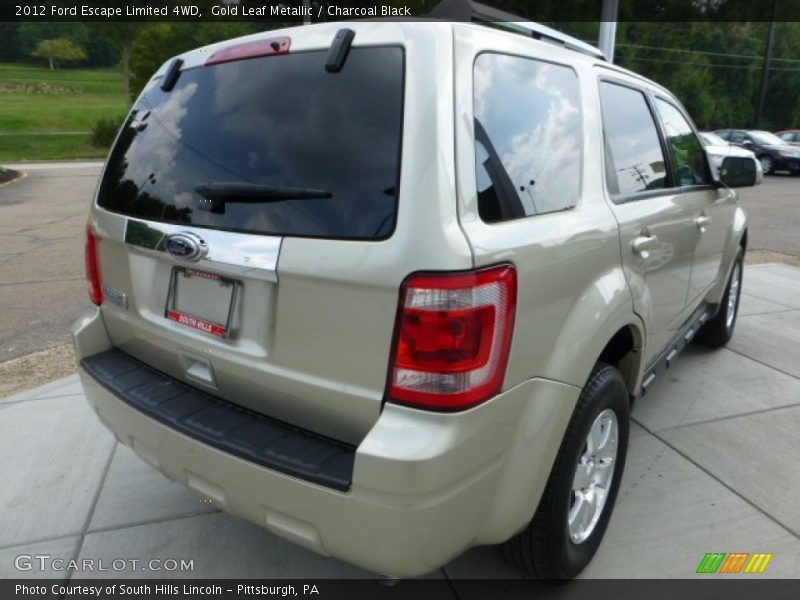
[452,26,642,393]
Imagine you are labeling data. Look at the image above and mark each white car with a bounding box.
[700,132,763,180]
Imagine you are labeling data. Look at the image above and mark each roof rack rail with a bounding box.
[428,0,607,61]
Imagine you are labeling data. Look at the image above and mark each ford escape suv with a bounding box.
[73,5,758,580]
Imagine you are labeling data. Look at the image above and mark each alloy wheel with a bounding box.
[568,409,618,544]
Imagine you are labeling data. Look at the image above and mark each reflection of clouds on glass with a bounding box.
[174,191,194,209]
[208,56,395,193]
[600,83,666,195]
[127,83,198,199]
[474,55,581,216]
[100,49,403,239]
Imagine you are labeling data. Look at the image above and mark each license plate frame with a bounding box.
[164,266,238,338]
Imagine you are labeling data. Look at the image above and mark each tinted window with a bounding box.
[97,48,404,240]
[750,131,784,145]
[473,54,582,223]
[655,99,711,187]
[729,131,747,144]
[600,82,666,195]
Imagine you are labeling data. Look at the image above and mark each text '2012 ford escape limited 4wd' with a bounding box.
[72,1,760,580]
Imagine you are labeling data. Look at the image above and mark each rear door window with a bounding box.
[473,53,582,223]
[97,47,404,240]
[654,99,712,187]
[599,82,667,196]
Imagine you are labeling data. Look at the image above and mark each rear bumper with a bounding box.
[73,309,579,577]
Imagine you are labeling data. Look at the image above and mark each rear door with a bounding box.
[598,77,695,364]
[651,96,732,305]
[89,24,470,444]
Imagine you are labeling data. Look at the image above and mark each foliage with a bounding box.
[129,23,271,99]
[1,11,799,133]
[0,64,127,161]
[91,115,125,147]
[31,38,87,69]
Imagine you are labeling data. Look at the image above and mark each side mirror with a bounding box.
[720,156,761,188]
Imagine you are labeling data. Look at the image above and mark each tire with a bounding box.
[501,364,630,579]
[758,155,774,175]
[695,248,744,347]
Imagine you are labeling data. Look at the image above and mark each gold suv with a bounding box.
[73,7,758,579]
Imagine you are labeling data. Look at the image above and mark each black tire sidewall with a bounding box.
[542,367,630,578]
[723,254,744,337]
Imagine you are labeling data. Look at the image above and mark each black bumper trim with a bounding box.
[81,348,355,492]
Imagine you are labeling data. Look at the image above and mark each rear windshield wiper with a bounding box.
[195,182,332,215]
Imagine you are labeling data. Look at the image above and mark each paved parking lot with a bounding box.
[1,262,799,581]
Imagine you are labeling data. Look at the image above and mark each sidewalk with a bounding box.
[2,263,799,581]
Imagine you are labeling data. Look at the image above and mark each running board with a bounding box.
[636,304,716,400]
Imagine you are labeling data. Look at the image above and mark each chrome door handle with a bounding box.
[632,235,659,255]
[694,215,711,231]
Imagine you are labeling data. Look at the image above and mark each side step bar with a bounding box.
[636,304,716,399]
[81,349,356,492]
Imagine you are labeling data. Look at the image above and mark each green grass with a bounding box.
[0,63,127,161]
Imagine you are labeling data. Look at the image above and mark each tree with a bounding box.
[97,24,147,105]
[129,22,269,100]
[31,37,87,69]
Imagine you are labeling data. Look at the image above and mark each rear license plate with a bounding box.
[165,267,238,338]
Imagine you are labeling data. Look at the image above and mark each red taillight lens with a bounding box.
[387,264,517,411]
[85,225,103,306]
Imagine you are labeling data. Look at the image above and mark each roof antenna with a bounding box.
[325,28,355,73]
[161,58,184,92]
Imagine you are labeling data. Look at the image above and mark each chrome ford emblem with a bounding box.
[164,232,208,262]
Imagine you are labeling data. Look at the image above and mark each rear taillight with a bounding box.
[85,225,103,306]
[387,264,517,411]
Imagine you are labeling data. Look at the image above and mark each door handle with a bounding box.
[632,235,659,255]
[694,215,711,231]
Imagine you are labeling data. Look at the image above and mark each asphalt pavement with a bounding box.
[737,174,800,257]
[0,161,100,360]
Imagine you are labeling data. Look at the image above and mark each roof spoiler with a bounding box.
[428,0,607,61]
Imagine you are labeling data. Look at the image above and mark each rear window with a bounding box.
[97,47,404,240]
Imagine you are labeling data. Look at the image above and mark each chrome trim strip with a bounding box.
[125,219,281,282]
[642,372,656,390]
[665,348,678,364]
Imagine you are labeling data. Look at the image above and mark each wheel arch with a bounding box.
[707,206,748,305]
[597,324,645,398]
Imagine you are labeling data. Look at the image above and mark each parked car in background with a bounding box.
[714,129,800,175]
[699,132,762,179]
[776,130,800,147]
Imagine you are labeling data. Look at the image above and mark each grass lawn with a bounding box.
[0,63,128,161]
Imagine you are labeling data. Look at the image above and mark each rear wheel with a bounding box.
[758,155,774,175]
[695,248,743,347]
[501,364,629,579]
